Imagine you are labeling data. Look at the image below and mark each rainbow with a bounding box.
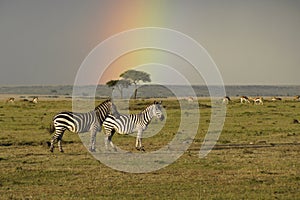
[75,1,211,86]
[83,2,201,86]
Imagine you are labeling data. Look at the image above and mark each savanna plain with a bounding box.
[0,97,299,199]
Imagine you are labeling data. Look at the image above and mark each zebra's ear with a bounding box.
[107,97,114,104]
[154,100,162,105]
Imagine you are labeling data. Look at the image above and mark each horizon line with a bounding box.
[0,84,300,87]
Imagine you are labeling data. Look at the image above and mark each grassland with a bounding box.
[0,97,299,199]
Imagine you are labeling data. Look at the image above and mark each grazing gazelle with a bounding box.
[240,96,250,104]
[294,96,300,101]
[272,97,282,101]
[252,97,263,105]
[6,97,15,103]
[31,97,38,104]
[186,96,194,103]
[222,96,231,104]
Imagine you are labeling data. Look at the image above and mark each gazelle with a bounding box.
[186,96,194,103]
[294,96,300,101]
[272,97,282,101]
[31,97,38,104]
[222,96,231,104]
[6,97,15,103]
[240,96,250,104]
[252,97,263,105]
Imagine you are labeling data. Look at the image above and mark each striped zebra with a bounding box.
[49,99,117,153]
[103,101,165,151]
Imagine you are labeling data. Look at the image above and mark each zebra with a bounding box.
[49,99,118,153]
[103,101,165,151]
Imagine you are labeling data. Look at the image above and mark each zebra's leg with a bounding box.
[136,130,145,151]
[89,127,98,152]
[50,128,66,152]
[57,133,65,153]
[109,130,117,151]
[105,130,116,151]
[57,139,64,153]
[49,137,56,152]
[104,128,110,151]
[104,135,109,150]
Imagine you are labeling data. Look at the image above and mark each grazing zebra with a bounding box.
[49,99,117,153]
[103,101,165,151]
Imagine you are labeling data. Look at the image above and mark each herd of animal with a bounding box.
[222,95,300,105]
[5,96,164,153]
[3,94,300,153]
[5,97,38,104]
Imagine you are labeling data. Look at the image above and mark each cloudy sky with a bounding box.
[0,0,299,86]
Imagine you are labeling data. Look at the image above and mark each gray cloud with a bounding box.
[0,0,299,85]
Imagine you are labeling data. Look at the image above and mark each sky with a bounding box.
[0,0,299,86]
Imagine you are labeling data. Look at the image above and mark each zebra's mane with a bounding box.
[140,101,162,114]
[141,104,154,113]
[137,104,156,117]
[117,104,153,118]
[94,99,111,110]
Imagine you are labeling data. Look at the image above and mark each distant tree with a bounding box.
[120,70,151,99]
[106,79,131,99]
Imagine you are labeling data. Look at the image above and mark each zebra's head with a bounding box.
[105,99,119,117]
[152,101,164,121]
[110,103,120,118]
[100,99,119,117]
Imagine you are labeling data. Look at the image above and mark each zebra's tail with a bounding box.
[49,122,55,134]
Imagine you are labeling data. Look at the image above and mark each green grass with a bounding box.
[0,98,299,199]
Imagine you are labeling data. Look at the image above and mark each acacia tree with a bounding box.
[120,70,151,99]
[106,79,131,99]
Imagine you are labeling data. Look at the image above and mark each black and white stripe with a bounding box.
[103,101,164,151]
[49,99,115,152]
